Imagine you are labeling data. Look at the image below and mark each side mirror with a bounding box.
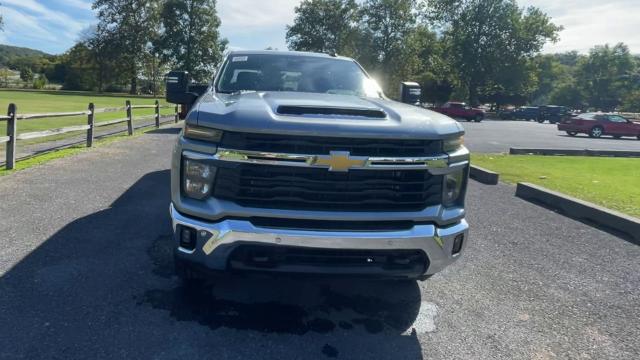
[165,71,197,105]
[400,82,421,105]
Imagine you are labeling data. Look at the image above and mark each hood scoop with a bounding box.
[277,105,387,119]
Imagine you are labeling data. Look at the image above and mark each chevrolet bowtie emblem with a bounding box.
[314,151,367,172]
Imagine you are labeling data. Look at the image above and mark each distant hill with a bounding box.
[0,44,52,66]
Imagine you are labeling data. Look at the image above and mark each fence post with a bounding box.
[5,103,17,170]
[126,100,133,135]
[174,104,179,123]
[86,103,95,147]
[155,99,160,128]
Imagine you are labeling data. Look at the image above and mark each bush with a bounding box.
[20,67,34,83]
[32,74,48,89]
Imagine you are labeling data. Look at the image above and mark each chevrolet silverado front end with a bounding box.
[167,51,470,281]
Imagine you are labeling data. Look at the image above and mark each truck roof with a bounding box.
[227,50,354,61]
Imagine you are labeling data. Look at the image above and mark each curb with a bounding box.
[510,147,640,158]
[515,182,640,244]
[469,165,499,185]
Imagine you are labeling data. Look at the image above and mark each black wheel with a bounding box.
[566,131,578,136]
[637,135,640,140]
[537,118,545,123]
[589,126,603,138]
[474,114,483,122]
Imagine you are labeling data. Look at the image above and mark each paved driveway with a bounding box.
[1,127,638,359]
[462,120,640,153]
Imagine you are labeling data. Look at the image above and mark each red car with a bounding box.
[432,102,485,122]
[558,113,640,139]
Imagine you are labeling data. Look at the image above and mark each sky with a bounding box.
[0,0,638,55]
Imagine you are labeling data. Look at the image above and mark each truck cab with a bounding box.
[166,51,470,282]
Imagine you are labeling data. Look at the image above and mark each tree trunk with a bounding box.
[468,81,479,106]
[130,77,137,95]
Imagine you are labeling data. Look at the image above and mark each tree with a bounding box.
[425,0,561,105]
[93,0,161,94]
[0,68,10,87]
[359,0,416,94]
[549,82,586,110]
[402,25,454,104]
[82,26,129,92]
[60,43,99,91]
[286,0,360,56]
[141,45,168,95]
[157,0,227,82]
[19,67,33,83]
[529,54,574,105]
[621,90,640,112]
[574,43,636,111]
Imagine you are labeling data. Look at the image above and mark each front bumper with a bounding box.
[170,204,469,278]
[557,123,579,132]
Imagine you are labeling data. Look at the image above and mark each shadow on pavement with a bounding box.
[146,127,182,135]
[0,170,424,359]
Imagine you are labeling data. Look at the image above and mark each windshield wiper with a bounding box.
[217,90,257,95]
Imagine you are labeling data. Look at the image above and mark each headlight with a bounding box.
[184,124,223,142]
[443,136,464,153]
[443,168,465,207]
[183,157,217,200]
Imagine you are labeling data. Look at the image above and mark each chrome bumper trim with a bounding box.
[183,147,468,174]
[170,204,469,275]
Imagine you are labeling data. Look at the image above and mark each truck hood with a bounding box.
[189,91,464,139]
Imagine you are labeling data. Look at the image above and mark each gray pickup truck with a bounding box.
[166,50,469,282]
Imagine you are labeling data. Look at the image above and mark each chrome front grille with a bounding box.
[214,164,442,212]
[209,132,448,212]
[220,131,443,157]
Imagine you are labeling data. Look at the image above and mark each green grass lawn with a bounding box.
[0,89,174,151]
[0,89,172,132]
[472,154,640,218]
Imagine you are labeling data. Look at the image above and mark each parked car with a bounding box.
[500,106,540,121]
[165,50,470,283]
[498,107,514,119]
[516,106,541,121]
[432,102,485,122]
[558,112,640,139]
[538,105,570,124]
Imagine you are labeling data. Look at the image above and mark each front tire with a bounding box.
[537,118,545,123]
[566,131,578,136]
[589,126,603,138]
[474,114,483,122]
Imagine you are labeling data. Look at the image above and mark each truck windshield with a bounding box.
[216,54,383,98]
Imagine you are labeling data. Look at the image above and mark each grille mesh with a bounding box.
[214,164,442,212]
[220,132,442,157]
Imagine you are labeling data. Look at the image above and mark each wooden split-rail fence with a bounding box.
[1,100,179,170]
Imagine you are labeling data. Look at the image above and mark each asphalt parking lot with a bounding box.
[1,127,639,359]
[461,119,640,153]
